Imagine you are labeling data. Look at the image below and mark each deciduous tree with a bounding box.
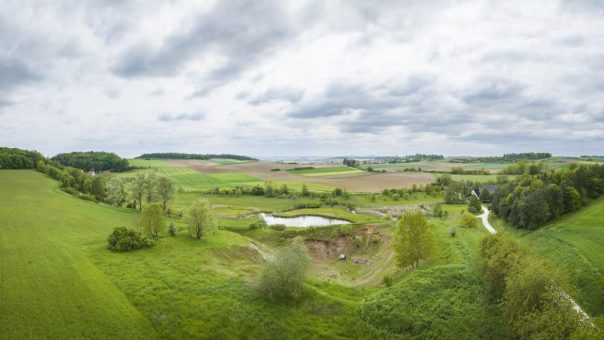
[393,211,432,269]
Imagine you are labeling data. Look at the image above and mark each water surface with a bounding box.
[259,213,350,227]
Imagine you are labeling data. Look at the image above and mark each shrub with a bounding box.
[383,275,393,287]
[270,224,286,231]
[449,226,457,237]
[258,238,310,300]
[459,213,478,229]
[168,223,176,236]
[107,227,152,252]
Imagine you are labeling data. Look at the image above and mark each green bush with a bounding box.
[449,226,457,237]
[270,224,286,231]
[383,275,393,287]
[258,238,310,300]
[106,227,153,252]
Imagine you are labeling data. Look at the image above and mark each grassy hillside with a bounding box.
[118,166,264,191]
[491,198,604,315]
[0,170,154,339]
[0,170,506,338]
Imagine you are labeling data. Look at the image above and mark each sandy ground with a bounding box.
[168,160,435,192]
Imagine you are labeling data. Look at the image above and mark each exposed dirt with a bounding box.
[303,226,386,261]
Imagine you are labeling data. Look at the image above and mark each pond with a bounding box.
[259,213,351,228]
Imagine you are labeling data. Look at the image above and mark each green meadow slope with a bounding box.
[0,170,154,339]
[512,198,604,315]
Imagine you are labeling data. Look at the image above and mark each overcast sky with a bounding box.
[1,0,603,158]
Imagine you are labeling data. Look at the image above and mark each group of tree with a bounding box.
[479,233,601,338]
[136,153,257,161]
[449,152,552,164]
[377,154,444,163]
[128,172,176,212]
[51,151,130,172]
[490,164,604,229]
[499,160,548,175]
[0,147,44,169]
[393,211,432,270]
[342,158,359,167]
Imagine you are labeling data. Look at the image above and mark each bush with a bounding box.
[459,213,478,229]
[107,227,152,252]
[168,223,176,236]
[449,227,457,237]
[467,195,482,214]
[258,238,310,300]
[383,275,393,287]
[270,224,286,231]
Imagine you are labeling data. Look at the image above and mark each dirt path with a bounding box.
[477,206,496,234]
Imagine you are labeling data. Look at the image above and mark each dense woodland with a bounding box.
[490,164,604,229]
[51,151,130,172]
[0,147,45,169]
[136,153,257,161]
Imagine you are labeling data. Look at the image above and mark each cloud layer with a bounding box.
[1,0,603,157]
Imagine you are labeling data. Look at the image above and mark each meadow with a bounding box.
[490,199,604,315]
[0,170,505,339]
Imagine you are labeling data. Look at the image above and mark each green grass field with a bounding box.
[0,170,154,339]
[118,166,264,191]
[436,173,503,183]
[1,170,505,338]
[288,166,364,177]
[127,158,174,168]
[491,198,604,315]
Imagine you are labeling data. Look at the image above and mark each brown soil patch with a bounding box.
[174,160,434,192]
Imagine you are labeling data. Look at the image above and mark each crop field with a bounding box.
[118,164,264,191]
[491,199,604,315]
[210,158,253,165]
[439,173,504,183]
[287,166,364,177]
[154,160,436,192]
[127,158,174,168]
[0,170,503,339]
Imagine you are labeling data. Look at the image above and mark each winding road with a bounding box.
[477,206,496,234]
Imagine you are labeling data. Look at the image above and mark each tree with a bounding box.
[562,184,581,213]
[301,183,310,197]
[479,233,525,299]
[393,211,431,269]
[138,204,164,238]
[479,188,492,203]
[258,237,310,300]
[144,173,159,203]
[105,177,126,206]
[468,195,482,214]
[91,174,107,201]
[131,173,146,211]
[156,176,175,213]
[188,199,213,239]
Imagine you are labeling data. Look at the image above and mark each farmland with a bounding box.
[1,169,505,339]
[287,166,364,177]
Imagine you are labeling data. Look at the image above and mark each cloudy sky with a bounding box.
[1,0,603,158]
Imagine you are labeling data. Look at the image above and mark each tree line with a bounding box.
[0,147,45,169]
[490,164,604,229]
[136,153,257,161]
[51,151,130,172]
[449,152,551,164]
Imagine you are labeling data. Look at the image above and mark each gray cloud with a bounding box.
[113,0,297,95]
[157,113,204,122]
[1,0,604,157]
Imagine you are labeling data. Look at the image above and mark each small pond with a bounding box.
[259,213,351,228]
